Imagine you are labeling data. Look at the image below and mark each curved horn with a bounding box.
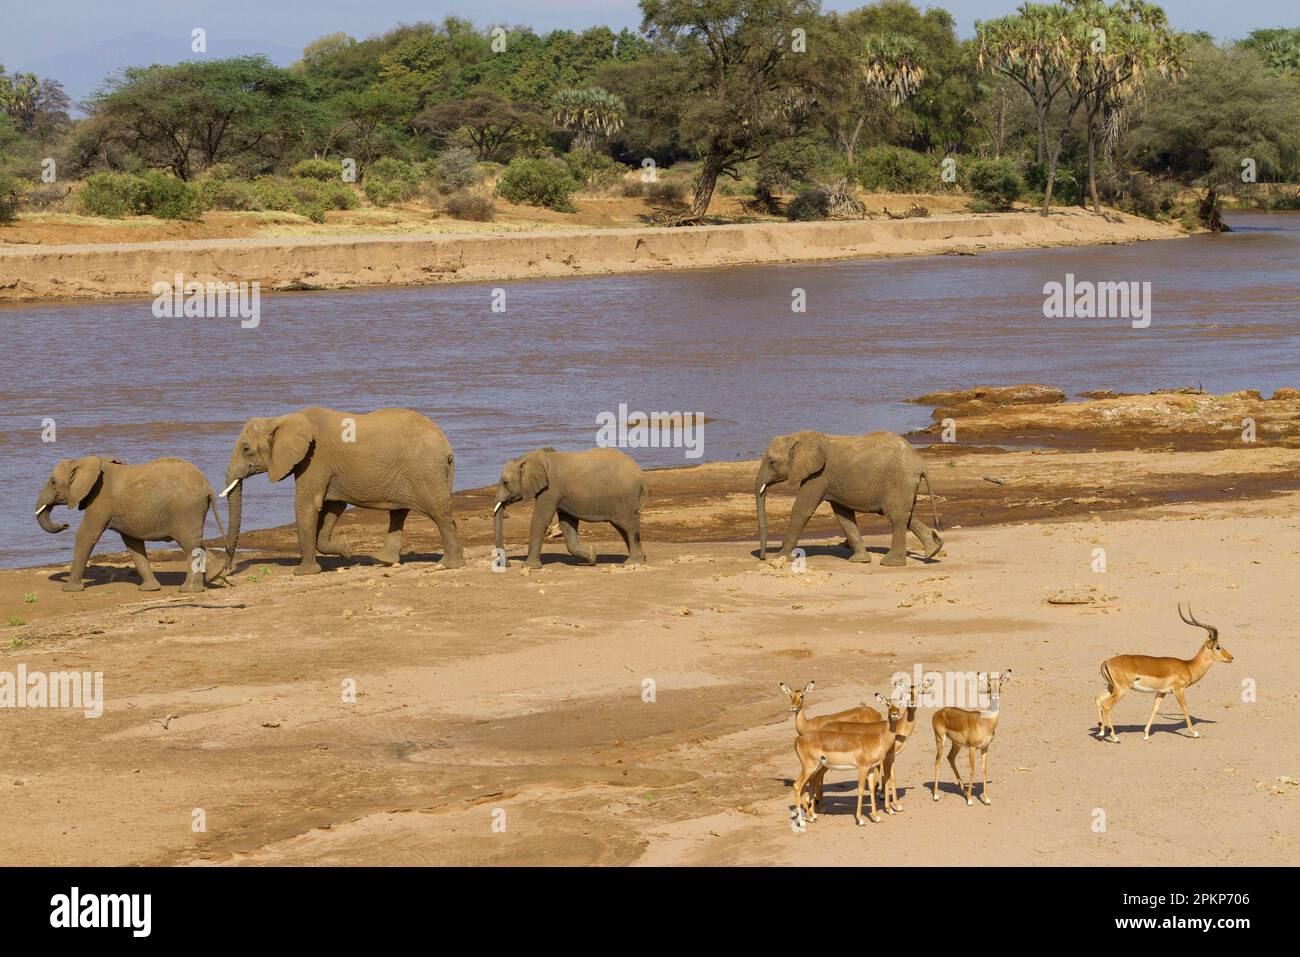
[1179,603,1218,640]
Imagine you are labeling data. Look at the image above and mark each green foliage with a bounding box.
[554,86,626,150]
[965,157,1022,208]
[496,156,581,211]
[562,148,623,188]
[855,145,935,192]
[786,187,830,221]
[0,172,18,223]
[755,137,843,205]
[363,156,422,206]
[291,158,343,181]
[433,147,481,192]
[80,171,203,219]
[197,173,357,219]
[443,190,495,220]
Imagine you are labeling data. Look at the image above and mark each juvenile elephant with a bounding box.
[755,430,941,566]
[35,456,229,592]
[492,447,648,568]
[221,407,464,575]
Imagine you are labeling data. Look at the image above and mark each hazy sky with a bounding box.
[0,0,1293,73]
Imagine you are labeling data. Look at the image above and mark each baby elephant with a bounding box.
[493,447,648,568]
[35,456,229,592]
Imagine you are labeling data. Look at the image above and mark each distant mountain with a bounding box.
[27,30,300,111]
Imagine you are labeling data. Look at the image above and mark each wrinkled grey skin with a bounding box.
[223,406,464,576]
[35,456,229,592]
[755,430,941,566]
[493,447,648,568]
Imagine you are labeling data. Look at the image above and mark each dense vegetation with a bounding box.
[1,2,1297,227]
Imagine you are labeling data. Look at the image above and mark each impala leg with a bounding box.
[947,741,964,794]
[979,748,991,805]
[793,768,812,823]
[811,766,827,813]
[1174,688,1198,738]
[1095,690,1109,738]
[855,769,868,826]
[1103,686,1127,742]
[932,734,944,801]
[1143,693,1166,740]
[966,747,976,806]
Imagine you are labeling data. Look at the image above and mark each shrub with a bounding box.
[363,157,421,206]
[1024,160,1084,207]
[0,174,19,223]
[291,158,343,181]
[443,190,494,221]
[646,179,686,204]
[966,157,1023,209]
[198,174,356,219]
[855,146,935,193]
[496,157,581,212]
[80,171,202,220]
[197,176,259,211]
[562,148,622,189]
[621,178,645,198]
[434,147,480,193]
[786,187,830,221]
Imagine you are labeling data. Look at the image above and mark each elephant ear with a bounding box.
[67,457,105,509]
[520,451,549,498]
[788,433,828,485]
[268,413,314,483]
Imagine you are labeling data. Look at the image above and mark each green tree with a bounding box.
[553,87,626,151]
[416,89,548,161]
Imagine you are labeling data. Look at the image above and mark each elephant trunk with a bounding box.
[493,500,506,552]
[224,479,243,572]
[35,494,68,534]
[755,474,770,559]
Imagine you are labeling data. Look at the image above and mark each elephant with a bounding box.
[492,447,648,568]
[755,430,942,566]
[221,407,464,576]
[34,456,229,592]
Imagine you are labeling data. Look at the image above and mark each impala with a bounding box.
[780,680,883,734]
[932,669,1010,806]
[1095,605,1233,743]
[815,677,935,814]
[792,695,902,826]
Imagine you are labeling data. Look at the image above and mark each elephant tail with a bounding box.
[637,480,649,515]
[920,473,941,533]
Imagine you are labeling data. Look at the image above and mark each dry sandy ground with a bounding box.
[2,430,1297,866]
[0,206,1179,303]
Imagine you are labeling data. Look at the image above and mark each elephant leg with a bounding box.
[293,493,323,576]
[317,502,352,559]
[525,500,557,568]
[64,513,109,591]
[613,513,647,564]
[121,534,161,591]
[376,508,408,566]
[557,511,596,565]
[881,507,910,566]
[424,499,464,570]
[776,483,823,560]
[176,531,206,593]
[831,502,869,563]
[909,516,942,559]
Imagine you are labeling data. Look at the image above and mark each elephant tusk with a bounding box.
[759,483,767,496]
[34,504,47,516]
[492,502,503,515]
[219,479,241,498]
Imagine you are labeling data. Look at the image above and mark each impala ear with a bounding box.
[1000,669,1012,684]
[803,680,815,693]
[268,413,313,483]
[787,433,828,485]
[779,682,793,694]
[67,457,105,509]
[874,692,887,704]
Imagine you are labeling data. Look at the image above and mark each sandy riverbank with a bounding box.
[0,207,1181,303]
[1,387,1296,866]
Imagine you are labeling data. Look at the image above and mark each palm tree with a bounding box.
[843,34,926,165]
[553,87,626,152]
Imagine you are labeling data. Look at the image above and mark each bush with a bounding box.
[786,188,830,221]
[80,171,202,220]
[434,147,480,193]
[198,174,356,219]
[0,174,19,223]
[1024,161,1084,207]
[646,179,686,204]
[855,146,935,193]
[291,158,343,181]
[496,157,582,212]
[621,178,645,197]
[966,157,1023,209]
[562,149,622,189]
[363,157,421,206]
[443,190,494,221]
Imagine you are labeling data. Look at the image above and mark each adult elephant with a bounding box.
[755,430,941,566]
[221,407,464,575]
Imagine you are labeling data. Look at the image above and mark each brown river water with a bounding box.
[1,210,1296,567]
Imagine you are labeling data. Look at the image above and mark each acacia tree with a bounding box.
[416,89,547,161]
[640,0,822,224]
[553,86,626,151]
